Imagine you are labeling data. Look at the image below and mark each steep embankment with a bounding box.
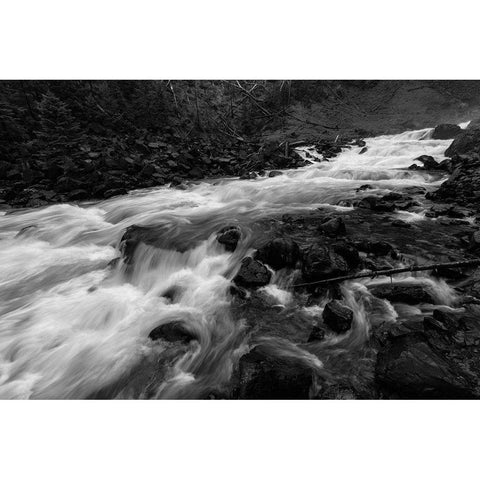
[429,120,480,212]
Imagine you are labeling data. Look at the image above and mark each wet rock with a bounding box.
[359,147,368,154]
[255,237,301,270]
[358,196,395,212]
[403,186,426,195]
[233,257,272,288]
[445,129,480,157]
[323,300,353,333]
[268,170,283,177]
[375,333,475,399]
[318,217,347,236]
[391,219,411,228]
[307,323,327,342]
[188,166,204,179]
[356,184,373,192]
[431,123,463,140]
[234,346,315,399]
[470,230,480,251]
[332,241,360,268]
[120,224,196,264]
[447,206,472,219]
[424,309,459,334]
[239,171,257,180]
[369,283,435,304]
[355,240,396,257]
[413,155,439,170]
[302,245,349,282]
[149,321,196,343]
[216,226,241,252]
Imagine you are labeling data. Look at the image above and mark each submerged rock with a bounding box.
[149,322,196,343]
[431,123,463,140]
[369,284,435,304]
[216,225,241,252]
[233,257,271,288]
[323,300,353,333]
[254,237,301,270]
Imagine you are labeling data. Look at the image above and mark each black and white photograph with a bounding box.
[2,1,480,479]
[3,79,480,400]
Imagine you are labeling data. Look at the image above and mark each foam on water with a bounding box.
[0,124,467,398]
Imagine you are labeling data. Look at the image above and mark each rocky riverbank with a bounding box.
[0,132,359,209]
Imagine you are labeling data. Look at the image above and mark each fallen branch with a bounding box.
[293,259,480,289]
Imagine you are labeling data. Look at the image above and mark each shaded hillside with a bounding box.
[1,80,480,208]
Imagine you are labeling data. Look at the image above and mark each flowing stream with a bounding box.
[0,124,469,398]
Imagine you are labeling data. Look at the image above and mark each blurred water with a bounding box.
[0,125,464,398]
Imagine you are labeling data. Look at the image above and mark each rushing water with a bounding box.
[0,124,468,398]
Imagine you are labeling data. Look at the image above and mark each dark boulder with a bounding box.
[355,240,396,257]
[307,324,327,342]
[359,147,368,154]
[356,184,373,192]
[358,196,395,212]
[149,321,196,343]
[323,300,353,333]
[431,123,463,140]
[302,245,349,282]
[216,226,241,252]
[234,346,315,399]
[318,216,347,236]
[233,257,271,288]
[332,241,360,268]
[413,155,439,170]
[268,170,283,177]
[470,230,480,251]
[391,219,411,228]
[445,128,480,157]
[375,333,475,399]
[120,224,198,264]
[255,237,301,270]
[369,283,435,304]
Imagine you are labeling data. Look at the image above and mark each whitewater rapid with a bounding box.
[0,125,466,398]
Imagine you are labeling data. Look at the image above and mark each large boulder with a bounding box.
[254,237,301,270]
[431,123,463,140]
[369,283,435,304]
[375,333,475,399]
[233,257,271,288]
[216,226,241,252]
[323,300,353,333]
[233,346,315,399]
[120,224,199,263]
[445,128,480,157]
[302,245,349,282]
